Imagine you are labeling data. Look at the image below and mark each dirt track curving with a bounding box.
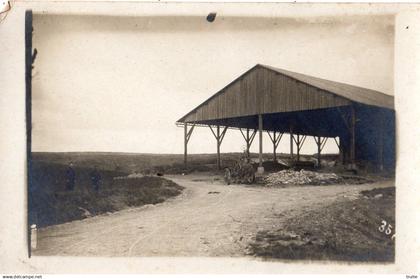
[33,174,393,257]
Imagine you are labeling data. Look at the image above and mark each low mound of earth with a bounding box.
[248,187,395,262]
[29,161,184,228]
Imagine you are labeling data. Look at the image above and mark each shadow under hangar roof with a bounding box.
[176,64,394,138]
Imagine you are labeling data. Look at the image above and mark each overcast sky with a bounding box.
[32,14,394,154]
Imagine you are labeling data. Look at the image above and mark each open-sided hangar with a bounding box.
[176,64,395,172]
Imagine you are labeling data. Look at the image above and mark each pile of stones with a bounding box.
[264,169,341,186]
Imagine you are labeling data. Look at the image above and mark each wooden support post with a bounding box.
[296,134,300,162]
[314,136,328,168]
[258,115,263,166]
[339,138,344,164]
[258,114,264,173]
[293,134,307,163]
[246,128,250,159]
[209,125,228,170]
[290,124,294,159]
[273,131,277,162]
[267,131,283,163]
[317,136,321,167]
[337,107,353,166]
[184,123,188,169]
[333,137,342,164]
[183,123,195,170]
[240,128,256,162]
[350,105,356,169]
[216,125,221,170]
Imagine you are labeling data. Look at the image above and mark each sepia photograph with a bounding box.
[25,9,400,262]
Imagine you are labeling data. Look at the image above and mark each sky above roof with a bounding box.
[32,14,394,154]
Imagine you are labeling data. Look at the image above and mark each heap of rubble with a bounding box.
[264,169,341,186]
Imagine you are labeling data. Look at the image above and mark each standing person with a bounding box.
[90,166,101,192]
[224,167,231,185]
[65,162,76,191]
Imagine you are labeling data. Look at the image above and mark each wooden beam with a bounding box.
[295,135,307,162]
[273,131,277,162]
[249,129,257,145]
[184,123,188,169]
[268,131,276,162]
[186,124,195,142]
[314,136,329,168]
[350,105,356,169]
[275,133,283,147]
[258,114,263,168]
[267,131,283,162]
[220,126,228,143]
[267,131,275,143]
[216,126,221,170]
[290,124,294,159]
[239,128,247,142]
[240,128,255,161]
[338,136,345,164]
[292,134,299,145]
[209,125,224,170]
[333,137,340,149]
[209,125,217,140]
[299,135,307,150]
[320,137,328,151]
[296,135,307,162]
[337,107,351,132]
[316,136,321,168]
[246,129,250,160]
[333,137,343,165]
[208,125,229,170]
[184,123,196,169]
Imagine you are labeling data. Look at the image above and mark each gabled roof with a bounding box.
[177,64,394,123]
[260,64,394,110]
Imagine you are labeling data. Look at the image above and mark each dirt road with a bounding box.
[34,174,393,257]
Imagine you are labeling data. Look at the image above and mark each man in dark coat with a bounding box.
[90,166,101,192]
[65,163,76,191]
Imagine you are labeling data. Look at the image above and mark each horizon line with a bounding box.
[31,151,339,156]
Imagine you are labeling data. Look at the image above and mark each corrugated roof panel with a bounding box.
[260,64,394,110]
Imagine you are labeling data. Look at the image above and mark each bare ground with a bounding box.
[249,187,395,262]
[33,174,393,257]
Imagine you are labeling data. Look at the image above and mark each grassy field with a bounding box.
[248,187,395,262]
[29,153,186,228]
[31,151,290,174]
[32,151,339,175]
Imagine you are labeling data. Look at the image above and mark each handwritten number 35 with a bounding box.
[379,220,392,235]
